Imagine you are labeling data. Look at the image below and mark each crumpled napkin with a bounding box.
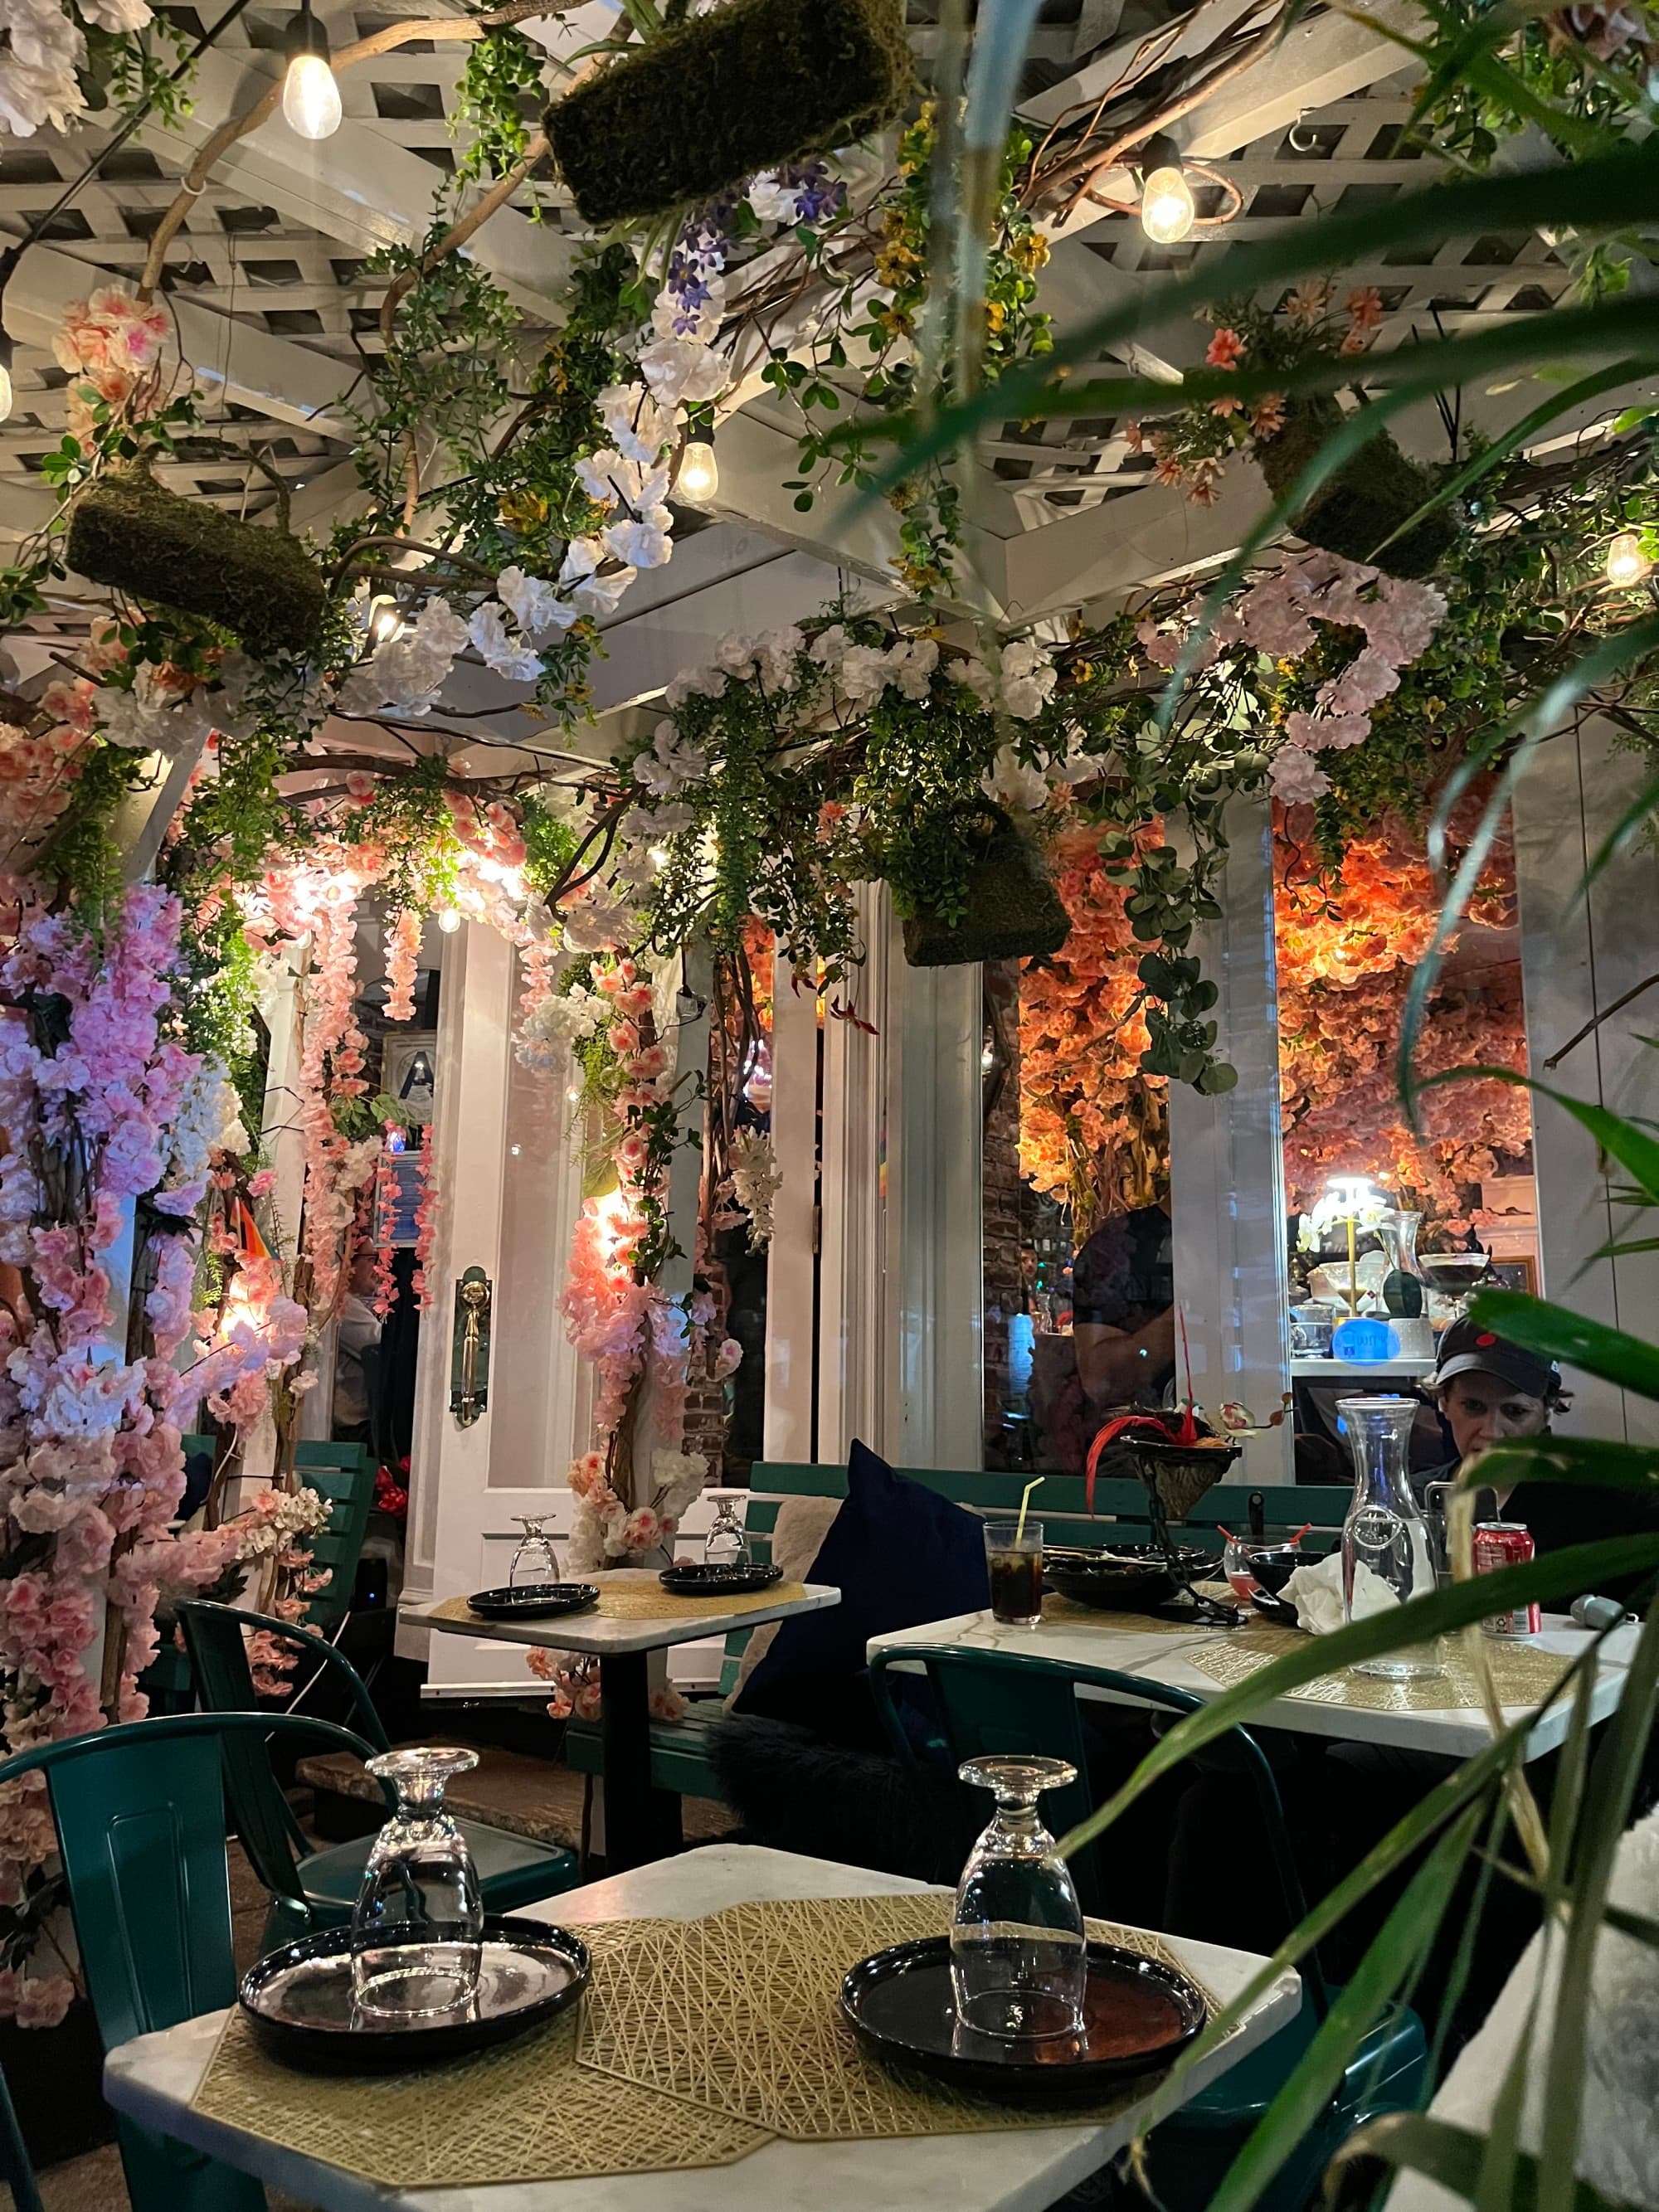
[1282,1549,1398,1634]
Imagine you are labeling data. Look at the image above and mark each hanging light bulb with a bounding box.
[1138,134,1195,246]
[675,417,718,506]
[367,592,404,645]
[283,1,342,140]
[436,906,462,935]
[0,334,12,427]
[1606,530,1651,588]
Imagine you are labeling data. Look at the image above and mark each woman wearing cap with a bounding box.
[1423,1315,1658,1607]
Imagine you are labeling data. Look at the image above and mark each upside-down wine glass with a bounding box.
[951,1756,1087,2042]
[703,1497,751,1570]
[508,1514,561,1587]
[352,1748,484,2022]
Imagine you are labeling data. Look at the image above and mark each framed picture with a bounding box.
[1484,1257,1537,1297]
[382,1032,437,1124]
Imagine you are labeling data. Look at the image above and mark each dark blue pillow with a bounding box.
[732,1439,990,1747]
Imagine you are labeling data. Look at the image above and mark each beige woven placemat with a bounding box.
[429,1578,813,1629]
[1181,1620,1576,1711]
[578,1892,1218,2143]
[190,1919,770,2189]
[1040,1592,1204,1635]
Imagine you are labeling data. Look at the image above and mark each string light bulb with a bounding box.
[282,1,342,140]
[1606,530,1651,588]
[675,425,718,505]
[367,593,403,645]
[1138,134,1195,246]
[436,907,462,935]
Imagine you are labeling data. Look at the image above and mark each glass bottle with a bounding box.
[703,1497,751,1570]
[352,1748,484,2021]
[1377,1209,1434,1357]
[508,1514,560,1587]
[1339,1397,1444,1678]
[951,1756,1086,2041]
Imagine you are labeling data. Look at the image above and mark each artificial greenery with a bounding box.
[1254,396,1457,581]
[545,0,912,225]
[453,26,548,194]
[899,816,1071,965]
[65,469,326,658]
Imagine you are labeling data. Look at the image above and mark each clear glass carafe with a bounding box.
[951,1756,1086,2040]
[703,1498,751,1569]
[352,1748,484,2021]
[1376,1210,1433,1356]
[1340,1397,1444,1678]
[508,1514,560,1587]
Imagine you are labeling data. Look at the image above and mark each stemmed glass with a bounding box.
[703,1498,751,1570]
[508,1514,561,1587]
[352,1748,484,2023]
[951,1756,1087,2042]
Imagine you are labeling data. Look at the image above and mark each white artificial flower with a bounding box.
[468,603,542,684]
[575,451,624,509]
[664,663,727,708]
[0,54,85,133]
[727,1127,782,1247]
[597,383,671,467]
[650,271,727,345]
[837,643,895,704]
[650,1446,709,1521]
[1000,639,1058,721]
[414,596,470,659]
[981,744,1049,814]
[91,667,214,756]
[714,633,758,678]
[1267,745,1331,805]
[1048,730,1102,786]
[559,879,633,954]
[636,338,730,409]
[755,627,805,688]
[634,720,708,797]
[3,0,80,74]
[572,563,636,620]
[577,450,670,517]
[80,0,151,27]
[603,514,673,570]
[887,637,939,701]
[745,172,800,224]
[558,536,604,583]
[497,565,569,644]
[808,623,851,671]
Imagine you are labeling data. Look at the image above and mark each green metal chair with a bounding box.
[0,1709,384,2212]
[291,1441,379,1635]
[180,1602,579,1947]
[0,2059,43,2212]
[870,1646,1427,2212]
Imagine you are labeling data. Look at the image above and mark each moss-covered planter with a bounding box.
[65,470,326,657]
[1253,397,1459,581]
[901,824,1072,968]
[546,0,911,226]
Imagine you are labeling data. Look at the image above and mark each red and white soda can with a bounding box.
[1472,1521,1540,1638]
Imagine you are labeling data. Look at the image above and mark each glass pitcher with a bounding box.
[1339,1397,1443,1678]
[951,1756,1086,2041]
[352,1748,484,2021]
[1376,1210,1434,1357]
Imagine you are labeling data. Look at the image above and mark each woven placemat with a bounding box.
[1040,1592,1205,1635]
[1181,1620,1576,1711]
[429,1578,813,1629]
[578,1891,1219,2143]
[189,1919,770,2189]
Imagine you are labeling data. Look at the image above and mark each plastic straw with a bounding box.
[1015,1476,1044,1544]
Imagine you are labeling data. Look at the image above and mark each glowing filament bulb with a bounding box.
[1140,165,1195,246]
[436,907,462,935]
[1606,531,1650,588]
[282,10,341,142]
[676,439,719,504]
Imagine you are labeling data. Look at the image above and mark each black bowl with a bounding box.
[658,1562,783,1598]
[240,1917,590,2073]
[1242,1545,1305,1597]
[841,1935,1205,2104]
[465,1582,599,1621]
[1044,1544,1213,1615]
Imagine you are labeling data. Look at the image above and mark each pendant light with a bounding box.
[1137,134,1195,246]
[283,0,342,141]
[675,410,718,505]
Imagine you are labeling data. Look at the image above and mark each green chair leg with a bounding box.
[116,2116,265,2212]
[0,2059,43,2212]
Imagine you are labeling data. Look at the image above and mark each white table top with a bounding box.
[868,1609,1633,1762]
[401,1570,841,1655]
[104,1845,1301,2212]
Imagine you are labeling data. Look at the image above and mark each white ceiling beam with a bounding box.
[2,241,358,439]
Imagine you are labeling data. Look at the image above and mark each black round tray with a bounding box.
[659,1562,783,1598]
[241,1917,589,2073]
[1044,1544,1214,1615]
[467,1582,599,1621]
[840,1935,1205,2104]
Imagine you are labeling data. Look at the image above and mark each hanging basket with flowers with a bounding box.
[899,809,1073,969]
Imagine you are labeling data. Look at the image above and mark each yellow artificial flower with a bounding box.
[1009,230,1050,275]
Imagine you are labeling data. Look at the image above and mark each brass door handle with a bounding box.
[450,1267,493,1426]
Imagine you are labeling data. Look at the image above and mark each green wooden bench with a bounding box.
[564,1462,1352,1806]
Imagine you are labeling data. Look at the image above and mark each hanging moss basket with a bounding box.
[546,0,912,226]
[900,822,1073,969]
[1253,397,1460,581]
[65,469,326,658]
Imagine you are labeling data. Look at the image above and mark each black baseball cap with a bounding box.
[1428,1315,1560,1400]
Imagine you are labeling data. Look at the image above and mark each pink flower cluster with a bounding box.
[383,909,421,1024]
[370,1137,401,1320]
[51,285,170,445]
[412,1125,437,1310]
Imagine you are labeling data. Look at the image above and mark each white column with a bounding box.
[1514,721,1659,1446]
[762,951,820,1461]
[1169,799,1293,1481]
[817,885,893,1462]
[885,930,985,1471]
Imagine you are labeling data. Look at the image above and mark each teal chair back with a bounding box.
[292,1443,377,1632]
[869,1645,1329,2016]
[0,1710,381,2212]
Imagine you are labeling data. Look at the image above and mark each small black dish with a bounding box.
[465,1582,600,1621]
[659,1562,784,1598]
[1243,1544,1305,1597]
[1251,1589,1302,1628]
[241,1917,590,2073]
[841,1936,1205,2105]
[1044,1544,1213,1616]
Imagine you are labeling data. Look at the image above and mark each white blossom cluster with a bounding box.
[1,0,151,137]
[726,1128,782,1248]
[231,1485,333,1561]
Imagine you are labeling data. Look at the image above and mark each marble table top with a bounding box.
[402,1569,841,1655]
[103,1844,1301,2212]
[869,1608,1630,1761]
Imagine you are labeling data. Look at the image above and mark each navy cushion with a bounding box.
[732,1440,989,1747]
